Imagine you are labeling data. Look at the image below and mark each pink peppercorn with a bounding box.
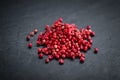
[45,58,49,63]
[34,29,38,34]
[94,48,98,53]
[55,54,60,59]
[26,35,30,41]
[38,48,41,53]
[42,39,46,44]
[28,43,32,48]
[83,46,88,52]
[54,45,57,48]
[30,32,34,37]
[86,25,91,30]
[39,53,43,59]
[80,53,85,58]
[48,55,53,60]
[36,41,41,46]
[80,57,85,63]
[58,18,63,22]
[59,59,64,64]
[91,31,95,37]
[62,54,66,58]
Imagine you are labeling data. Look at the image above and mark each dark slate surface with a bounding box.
[0,0,120,80]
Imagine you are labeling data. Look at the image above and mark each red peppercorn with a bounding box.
[45,51,49,55]
[89,39,93,44]
[39,53,43,59]
[48,55,53,60]
[86,25,91,30]
[94,48,98,53]
[34,29,38,34]
[56,48,59,52]
[87,44,91,49]
[42,39,46,44]
[62,26,65,29]
[91,31,95,37]
[80,53,85,58]
[30,32,34,37]
[62,54,66,58]
[59,59,64,64]
[80,57,85,63]
[45,58,49,63]
[55,54,60,59]
[28,43,32,48]
[26,35,30,41]
[54,45,57,48]
[38,48,41,53]
[83,46,88,52]
[58,18,63,22]
[36,41,41,46]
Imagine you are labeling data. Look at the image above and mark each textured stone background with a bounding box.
[0,0,120,80]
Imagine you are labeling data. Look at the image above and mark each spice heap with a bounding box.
[26,18,98,64]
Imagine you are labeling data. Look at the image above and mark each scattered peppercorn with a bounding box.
[45,58,49,63]
[34,29,38,34]
[26,35,30,41]
[30,32,34,37]
[94,48,98,53]
[28,43,32,48]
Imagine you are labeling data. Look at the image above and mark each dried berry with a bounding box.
[30,32,34,37]
[26,35,30,41]
[39,53,43,59]
[94,48,98,53]
[38,48,41,53]
[80,57,85,63]
[34,29,38,34]
[45,58,49,63]
[59,59,64,64]
[28,43,32,48]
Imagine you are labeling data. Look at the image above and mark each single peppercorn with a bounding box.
[86,25,91,30]
[48,55,53,60]
[55,54,60,59]
[36,41,41,46]
[80,57,85,63]
[94,48,98,53]
[62,54,66,58]
[30,32,34,37]
[34,29,38,34]
[45,58,49,63]
[59,59,64,64]
[26,35,30,41]
[39,53,43,59]
[28,43,32,48]
[80,53,85,58]
[91,31,95,37]
[38,48,41,53]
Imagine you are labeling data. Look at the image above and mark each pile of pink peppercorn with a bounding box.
[26,18,98,64]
